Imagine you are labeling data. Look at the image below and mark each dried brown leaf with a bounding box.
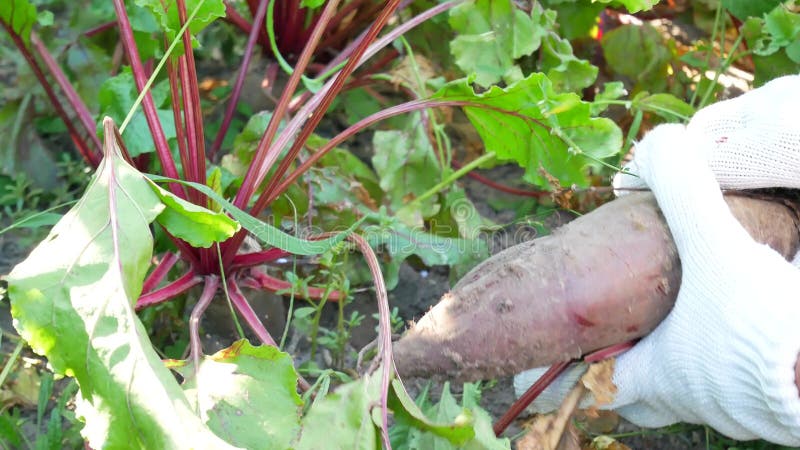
[581,359,617,407]
[517,384,586,450]
[389,54,437,92]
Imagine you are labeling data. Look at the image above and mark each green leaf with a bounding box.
[147,175,362,256]
[432,74,623,188]
[372,113,441,225]
[760,5,800,55]
[281,143,382,229]
[635,93,694,121]
[601,24,671,90]
[389,380,475,446]
[300,0,326,8]
[0,0,37,45]
[294,373,382,449]
[7,133,235,449]
[170,341,302,449]
[595,0,658,13]
[741,15,800,86]
[337,89,383,125]
[546,2,605,40]
[98,69,176,156]
[786,39,800,63]
[7,212,62,230]
[134,0,225,44]
[230,112,280,167]
[448,0,546,86]
[591,81,627,115]
[206,167,224,212]
[293,307,316,319]
[148,183,240,248]
[540,32,598,92]
[364,212,488,289]
[36,10,53,27]
[722,0,783,20]
[0,413,24,447]
[441,187,488,240]
[391,382,509,450]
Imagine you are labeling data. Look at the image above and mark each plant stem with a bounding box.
[230,248,289,271]
[0,200,77,236]
[698,32,746,109]
[255,0,403,209]
[220,0,463,267]
[245,269,343,301]
[690,0,723,108]
[408,151,496,208]
[31,35,102,160]
[113,0,183,195]
[0,340,25,388]
[454,162,549,198]
[233,0,342,210]
[493,361,572,436]
[217,243,246,340]
[189,276,219,376]
[141,252,179,294]
[136,271,202,310]
[210,0,270,159]
[0,24,98,165]
[227,278,277,346]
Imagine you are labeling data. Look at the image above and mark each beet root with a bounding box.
[393,193,800,381]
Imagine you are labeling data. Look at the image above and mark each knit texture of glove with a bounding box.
[614,74,800,193]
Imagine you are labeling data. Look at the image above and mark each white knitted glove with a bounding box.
[516,123,800,445]
[614,74,800,193]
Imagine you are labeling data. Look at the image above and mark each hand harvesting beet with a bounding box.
[516,75,800,445]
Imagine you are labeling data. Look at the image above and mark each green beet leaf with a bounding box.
[293,373,382,449]
[98,69,176,157]
[390,381,509,450]
[169,341,303,450]
[741,15,800,86]
[760,5,800,56]
[448,0,545,87]
[372,113,441,226]
[148,175,362,256]
[534,2,597,92]
[595,0,658,13]
[601,24,671,91]
[540,32,598,92]
[432,73,623,188]
[634,92,695,122]
[149,182,239,248]
[389,380,476,446]
[134,0,224,47]
[300,0,326,8]
[591,81,627,115]
[7,124,237,449]
[364,211,488,289]
[546,2,605,40]
[0,0,37,45]
[722,0,783,21]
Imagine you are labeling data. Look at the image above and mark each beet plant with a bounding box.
[1,0,524,447]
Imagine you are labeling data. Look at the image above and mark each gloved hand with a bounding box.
[515,75,800,445]
[614,74,800,193]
